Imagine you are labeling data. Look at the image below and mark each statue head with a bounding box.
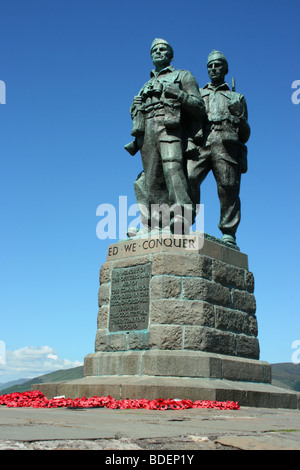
[207,50,228,85]
[150,38,174,70]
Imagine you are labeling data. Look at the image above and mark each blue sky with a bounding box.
[0,0,299,382]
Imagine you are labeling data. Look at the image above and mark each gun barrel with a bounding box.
[232,77,236,92]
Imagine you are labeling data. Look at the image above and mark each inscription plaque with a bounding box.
[109,263,151,332]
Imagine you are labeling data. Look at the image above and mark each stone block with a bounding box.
[220,355,270,383]
[106,332,128,351]
[99,262,111,284]
[221,356,259,382]
[236,334,260,359]
[98,353,122,375]
[97,306,109,329]
[249,315,258,337]
[150,275,181,299]
[221,244,248,269]
[98,283,110,307]
[94,351,142,376]
[231,289,256,314]
[212,259,245,289]
[84,351,142,376]
[95,329,128,352]
[113,254,151,268]
[83,353,98,376]
[184,326,236,355]
[141,350,222,378]
[94,328,107,351]
[245,271,255,293]
[199,238,222,262]
[127,330,149,350]
[120,351,144,374]
[148,325,183,349]
[152,252,212,279]
[151,299,214,327]
[215,306,251,335]
[263,362,272,383]
[182,277,231,306]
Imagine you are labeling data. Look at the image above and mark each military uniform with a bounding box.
[129,45,204,232]
[187,52,250,245]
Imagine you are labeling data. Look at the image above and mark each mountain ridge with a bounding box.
[0,366,84,394]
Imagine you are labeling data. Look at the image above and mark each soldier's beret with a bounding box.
[207,50,228,66]
[150,38,174,58]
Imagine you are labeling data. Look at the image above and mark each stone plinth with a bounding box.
[84,351,270,382]
[94,233,259,360]
[33,233,300,409]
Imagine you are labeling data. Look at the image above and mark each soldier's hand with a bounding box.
[132,96,143,107]
[164,84,182,99]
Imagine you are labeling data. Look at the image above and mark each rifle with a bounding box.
[232,77,236,92]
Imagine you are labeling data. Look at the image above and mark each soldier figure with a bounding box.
[188,50,250,248]
[125,38,204,235]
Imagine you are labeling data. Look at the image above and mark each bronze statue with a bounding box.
[125,38,205,236]
[125,44,250,247]
[187,50,250,248]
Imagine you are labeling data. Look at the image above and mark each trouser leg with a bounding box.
[211,146,241,238]
[186,146,212,223]
[133,171,150,227]
[160,140,194,233]
[139,122,169,229]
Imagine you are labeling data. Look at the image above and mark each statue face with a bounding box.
[207,60,227,85]
[151,43,172,69]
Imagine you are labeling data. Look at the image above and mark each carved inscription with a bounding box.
[107,235,203,260]
[109,263,151,332]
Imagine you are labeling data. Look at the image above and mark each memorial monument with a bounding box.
[35,40,299,409]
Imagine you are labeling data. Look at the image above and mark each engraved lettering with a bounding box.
[109,264,151,332]
[124,242,137,253]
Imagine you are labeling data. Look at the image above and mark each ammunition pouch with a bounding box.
[163,98,181,128]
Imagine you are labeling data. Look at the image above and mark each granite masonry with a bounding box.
[34,234,300,409]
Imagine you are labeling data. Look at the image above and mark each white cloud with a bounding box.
[0,345,83,384]
[47,353,58,360]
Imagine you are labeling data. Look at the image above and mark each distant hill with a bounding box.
[0,363,299,396]
[0,366,84,394]
[271,362,300,391]
[0,378,30,391]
